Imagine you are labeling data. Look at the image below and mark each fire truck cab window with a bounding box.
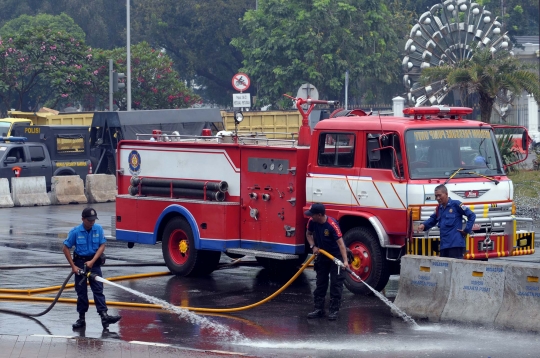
[366,133,403,176]
[317,133,355,167]
[405,128,504,179]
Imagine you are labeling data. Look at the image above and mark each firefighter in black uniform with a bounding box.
[305,203,350,320]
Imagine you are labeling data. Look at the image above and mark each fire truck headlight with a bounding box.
[234,111,244,123]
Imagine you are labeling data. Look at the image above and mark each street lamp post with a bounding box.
[127,0,132,111]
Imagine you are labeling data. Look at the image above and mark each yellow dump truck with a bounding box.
[1,110,94,137]
[221,110,302,139]
[0,118,32,137]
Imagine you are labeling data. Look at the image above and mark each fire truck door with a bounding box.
[355,133,407,233]
[307,132,358,209]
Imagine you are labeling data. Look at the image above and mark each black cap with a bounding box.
[305,203,325,216]
[82,207,99,221]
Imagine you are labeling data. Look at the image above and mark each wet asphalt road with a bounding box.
[1,203,540,358]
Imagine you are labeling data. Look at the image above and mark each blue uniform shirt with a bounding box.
[307,217,343,257]
[422,198,476,250]
[63,223,106,257]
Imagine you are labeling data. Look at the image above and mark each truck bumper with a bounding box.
[407,231,535,259]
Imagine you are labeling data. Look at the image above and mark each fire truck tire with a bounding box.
[343,227,390,295]
[162,217,220,276]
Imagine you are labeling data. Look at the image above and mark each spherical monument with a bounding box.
[403,0,511,106]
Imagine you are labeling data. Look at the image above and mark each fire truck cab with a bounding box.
[115,100,535,295]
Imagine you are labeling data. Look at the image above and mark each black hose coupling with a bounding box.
[77,264,90,286]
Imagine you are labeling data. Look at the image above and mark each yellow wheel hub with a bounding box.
[352,257,361,270]
[179,240,188,254]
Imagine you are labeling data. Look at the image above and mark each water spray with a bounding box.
[318,249,419,327]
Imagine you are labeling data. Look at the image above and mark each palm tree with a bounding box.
[420,45,540,123]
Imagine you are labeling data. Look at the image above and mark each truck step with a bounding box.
[226,248,299,260]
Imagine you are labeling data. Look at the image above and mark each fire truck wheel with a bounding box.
[343,227,390,295]
[162,217,220,276]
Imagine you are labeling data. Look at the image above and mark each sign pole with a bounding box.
[109,59,113,111]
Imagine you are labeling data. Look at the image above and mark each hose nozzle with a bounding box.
[77,264,92,286]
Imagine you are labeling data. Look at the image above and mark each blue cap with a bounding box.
[474,156,486,165]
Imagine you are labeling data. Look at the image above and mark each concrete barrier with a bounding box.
[86,174,117,203]
[49,176,87,205]
[495,263,540,332]
[11,177,50,207]
[394,255,454,321]
[440,260,508,324]
[0,178,14,208]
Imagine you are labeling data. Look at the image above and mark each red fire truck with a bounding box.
[114,98,535,295]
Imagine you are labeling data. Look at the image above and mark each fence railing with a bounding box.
[490,103,529,127]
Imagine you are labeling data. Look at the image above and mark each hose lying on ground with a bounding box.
[0,272,74,318]
[0,256,317,314]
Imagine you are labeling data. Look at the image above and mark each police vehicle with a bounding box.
[1,125,92,190]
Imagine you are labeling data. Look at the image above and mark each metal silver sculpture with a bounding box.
[403,0,511,106]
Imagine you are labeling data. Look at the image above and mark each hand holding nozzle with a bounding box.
[77,264,87,276]
[77,264,89,286]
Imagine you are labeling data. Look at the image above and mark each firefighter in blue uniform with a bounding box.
[63,207,121,330]
[418,184,477,258]
[305,203,350,320]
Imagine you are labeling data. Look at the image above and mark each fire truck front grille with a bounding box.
[420,202,513,222]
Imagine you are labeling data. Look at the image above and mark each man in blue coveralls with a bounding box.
[63,207,121,330]
[417,184,476,259]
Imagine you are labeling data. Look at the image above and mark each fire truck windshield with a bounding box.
[405,128,505,179]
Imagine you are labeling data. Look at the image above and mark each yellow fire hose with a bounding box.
[0,250,346,314]
[0,271,171,295]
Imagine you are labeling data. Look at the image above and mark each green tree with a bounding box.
[87,42,201,110]
[0,25,92,111]
[230,0,402,107]
[132,0,254,105]
[420,46,540,123]
[0,0,127,49]
[0,13,86,41]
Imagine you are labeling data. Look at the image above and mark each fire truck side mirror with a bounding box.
[521,131,529,151]
[367,139,381,161]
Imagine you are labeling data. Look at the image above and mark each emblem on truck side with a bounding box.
[128,150,141,175]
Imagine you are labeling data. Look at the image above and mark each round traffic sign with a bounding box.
[232,73,250,92]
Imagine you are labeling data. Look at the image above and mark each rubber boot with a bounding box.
[99,311,122,329]
[307,296,325,319]
[328,299,340,321]
[72,314,86,329]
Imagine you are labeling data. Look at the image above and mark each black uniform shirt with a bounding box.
[307,216,343,257]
